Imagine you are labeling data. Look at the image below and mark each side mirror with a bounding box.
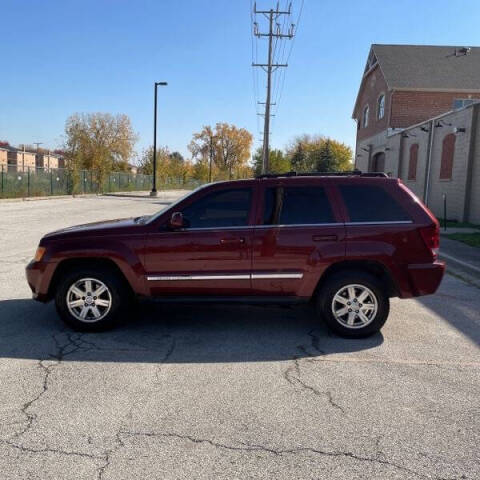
[169,211,185,229]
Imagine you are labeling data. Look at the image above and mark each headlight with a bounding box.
[34,246,46,262]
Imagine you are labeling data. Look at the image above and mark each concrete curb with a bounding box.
[102,191,152,198]
[440,253,480,289]
[0,193,100,203]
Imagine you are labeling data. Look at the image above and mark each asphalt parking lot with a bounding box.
[0,194,479,480]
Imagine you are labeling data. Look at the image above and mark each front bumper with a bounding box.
[25,260,55,302]
[407,261,445,297]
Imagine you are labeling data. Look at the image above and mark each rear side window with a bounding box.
[263,186,335,225]
[182,188,252,228]
[339,185,410,222]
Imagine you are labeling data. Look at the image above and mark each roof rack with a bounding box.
[255,170,388,179]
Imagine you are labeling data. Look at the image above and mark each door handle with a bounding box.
[312,234,338,242]
[220,237,245,245]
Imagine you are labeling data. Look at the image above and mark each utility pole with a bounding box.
[34,142,43,171]
[253,3,294,174]
[208,134,215,183]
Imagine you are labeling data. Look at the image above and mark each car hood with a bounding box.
[42,217,142,241]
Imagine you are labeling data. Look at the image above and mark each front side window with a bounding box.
[263,186,335,225]
[362,105,369,128]
[377,94,385,120]
[181,188,252,229]
[339,185,410,222]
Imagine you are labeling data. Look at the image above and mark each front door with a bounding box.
[251,182,345,298]
[144,186,255,297]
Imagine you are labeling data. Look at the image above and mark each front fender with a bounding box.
[43,235,147,296]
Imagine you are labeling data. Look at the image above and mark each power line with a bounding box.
[272,0,304,118]
[252,2,295,174]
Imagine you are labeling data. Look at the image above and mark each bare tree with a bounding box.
[64,112,137,190]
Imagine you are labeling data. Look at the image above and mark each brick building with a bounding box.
[353,44,480,223]
[0,145,36,172]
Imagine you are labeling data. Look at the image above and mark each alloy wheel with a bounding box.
[331,284,378,329]
[66,277,112,323]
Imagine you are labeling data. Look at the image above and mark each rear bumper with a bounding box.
[406,261,445,297]
[25,260,55,302]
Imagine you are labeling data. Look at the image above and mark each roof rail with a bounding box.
[255,170,388,179]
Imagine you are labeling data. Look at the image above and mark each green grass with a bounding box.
[446,232,480,248]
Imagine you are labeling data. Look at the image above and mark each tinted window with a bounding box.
[181,188,252,228]
[339,185,410,222]
[263,186,335,225]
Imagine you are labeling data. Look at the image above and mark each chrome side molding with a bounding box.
[147,272,303,281]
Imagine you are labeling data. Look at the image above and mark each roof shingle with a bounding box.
[372,44,480,91]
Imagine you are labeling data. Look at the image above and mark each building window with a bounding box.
[440,134,456,180]
[453,99,477,110]
[408,144,418,180]
[377,94,385,120]
[362,105,369,128]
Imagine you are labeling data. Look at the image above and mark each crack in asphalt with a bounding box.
[95,335,177,480]
[96,431,126,480]
[118,429,468,480]
[283,329,345,414]
[3,332,103,462]
[8,333,84,441]
[3,332,179,478]
[0,439,104,460]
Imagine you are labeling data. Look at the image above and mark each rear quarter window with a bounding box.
[339,184,410,222]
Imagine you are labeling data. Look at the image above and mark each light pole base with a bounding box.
[150,190,158,197]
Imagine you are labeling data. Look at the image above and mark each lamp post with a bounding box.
[150,81,168,197]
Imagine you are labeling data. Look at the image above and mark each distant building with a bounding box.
[35,152,62,170]
[0,145,36,172]
[0,145,65,172]
[353,44,480,223]
[128,163,138,175]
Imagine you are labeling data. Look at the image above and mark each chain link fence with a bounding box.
[0,166,202,199]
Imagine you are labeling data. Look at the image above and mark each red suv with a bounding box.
[26,172,444,337]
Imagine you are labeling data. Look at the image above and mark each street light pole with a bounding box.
[150,81,168,197]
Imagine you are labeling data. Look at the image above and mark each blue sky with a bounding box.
[2,0,480,160]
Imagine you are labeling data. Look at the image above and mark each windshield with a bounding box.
[145,184,211,224]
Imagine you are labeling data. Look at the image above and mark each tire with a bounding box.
[54,266,130,332]
[316,270,389,338]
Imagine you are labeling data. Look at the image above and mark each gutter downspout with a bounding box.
[423,120,435,205]
[463,104,479,222]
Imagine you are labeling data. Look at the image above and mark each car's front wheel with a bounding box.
[55,266,129,331]
[317,270,389,338]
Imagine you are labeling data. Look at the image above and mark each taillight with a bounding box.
[419,223,440,259]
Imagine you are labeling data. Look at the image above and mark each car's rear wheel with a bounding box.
[55,266,129,331]
[317,271,389,338]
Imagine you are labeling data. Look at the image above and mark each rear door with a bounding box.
[336,180,419,291]
[251,180,346,298]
